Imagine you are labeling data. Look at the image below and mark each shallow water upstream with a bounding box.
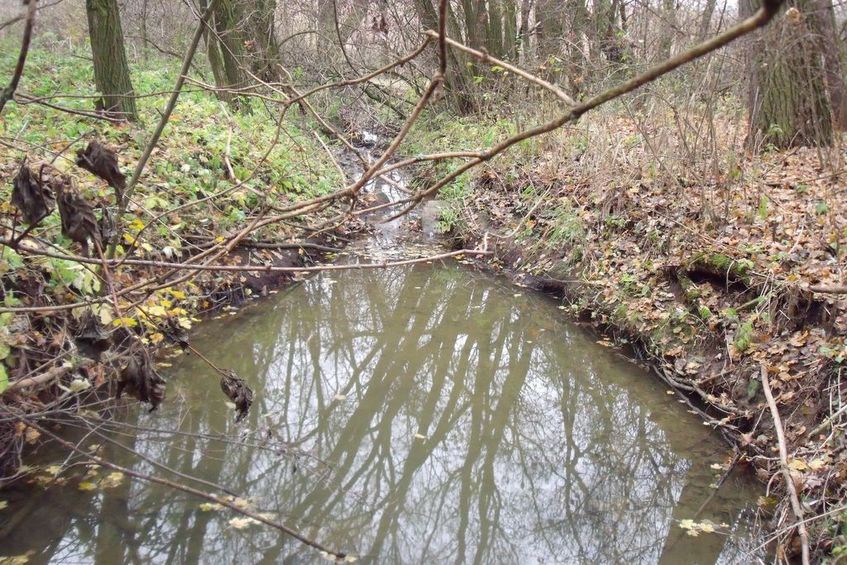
[0,261,762,563]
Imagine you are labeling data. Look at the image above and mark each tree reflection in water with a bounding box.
[0,264,760,564]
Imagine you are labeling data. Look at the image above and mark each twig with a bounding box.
[0,0,37,115]
[423,30,576,106]
[761,364,811,565]
[2,365,70,396]
[809,285,847,294]
[1,243,491,280]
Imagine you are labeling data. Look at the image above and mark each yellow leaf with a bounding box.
[146,305,167,318]
[112,317,138,328]
[127,218,146,233]
[0,551,33,564]
[24,427,40,444]
[788,459,808,472]
[214,236,225,244]
[168,290,186,300]
[228,517,258,529]
[809,459,827,471]
[198,502,223,512]
[100,471,124,489]
[150,332,164,344]
[0,500,7,511]
[77,481,97,491]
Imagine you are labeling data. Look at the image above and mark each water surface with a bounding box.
[0,263,760,563]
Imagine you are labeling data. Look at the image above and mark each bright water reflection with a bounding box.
[0,263,760,564]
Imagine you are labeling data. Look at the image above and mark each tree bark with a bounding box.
[412,0,477,113]
[698,0,717,39]
[246,0,281,81]
[807,0,846,128]
[745,0,833,149]
[85,0,137,120]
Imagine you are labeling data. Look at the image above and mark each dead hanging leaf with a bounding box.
[220,369,253,423]
[11,163,54,225]
[116,345,166,412]
[75,141,126,201]
[55,181,100,256]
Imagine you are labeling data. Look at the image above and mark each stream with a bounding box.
[0,144,763,564]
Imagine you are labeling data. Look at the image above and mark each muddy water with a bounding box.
[0,262,762,563]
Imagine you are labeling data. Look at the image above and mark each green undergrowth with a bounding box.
[0,42,341,262]
[0,43,344,388]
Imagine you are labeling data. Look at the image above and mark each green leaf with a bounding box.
[0,364,8,394]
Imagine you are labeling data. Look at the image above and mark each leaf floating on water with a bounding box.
[223,496,252,510]
[23,427,40,445]
[100,472,124,489]
[0,551,34,565]
[67,378,92,393]
[679,518,722,537]
[15,465,34,476]
[198,502,223,512]
[44,465,62,477]
[228,516,259,529]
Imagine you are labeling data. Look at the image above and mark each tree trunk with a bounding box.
[659,0,676,60]
[246,0,281,81]
[85,0,137,120]
[745,0,833,149]
[698,0,717,39]
[807,0,846,128]
[213,0,248,89]
[140,0,149,61]
[412,0,477,114]
[518,0,532,58]
[502,0,517,59]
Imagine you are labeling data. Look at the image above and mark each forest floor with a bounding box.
[410,108,847,559]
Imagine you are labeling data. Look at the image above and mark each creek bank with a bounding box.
[441,149,847,558]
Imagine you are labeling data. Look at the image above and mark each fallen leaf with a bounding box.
[228,516,259,529]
